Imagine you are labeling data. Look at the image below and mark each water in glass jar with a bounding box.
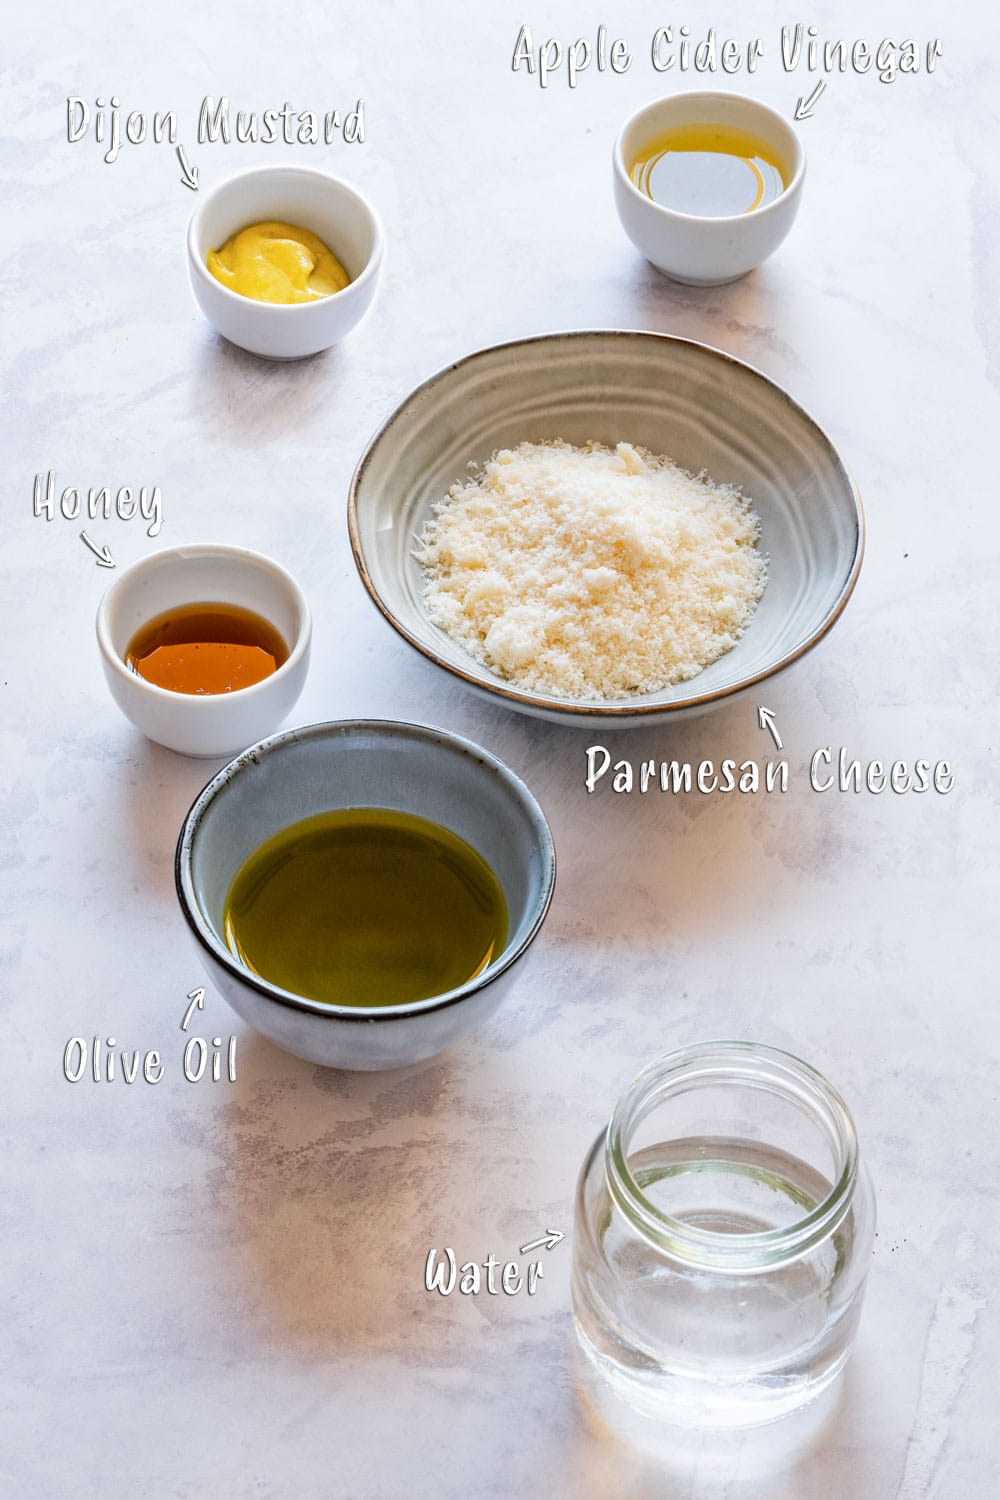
[573,1137,866,1428]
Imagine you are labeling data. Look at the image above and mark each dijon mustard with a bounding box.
[207,221,350,304]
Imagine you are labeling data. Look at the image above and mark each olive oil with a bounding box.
[126,602,288,695]
[223,808,508,1008]
[630,124,787,217]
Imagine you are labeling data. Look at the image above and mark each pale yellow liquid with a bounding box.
[630,124,787,217]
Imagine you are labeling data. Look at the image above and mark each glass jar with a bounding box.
[572,1041,876,1428]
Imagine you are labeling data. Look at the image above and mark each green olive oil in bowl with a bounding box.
[223,807,508,1008]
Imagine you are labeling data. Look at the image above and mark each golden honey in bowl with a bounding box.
[207,221,351,304]
[125,603,288,695]
[630,124,787,217]
[223,808,508,1008]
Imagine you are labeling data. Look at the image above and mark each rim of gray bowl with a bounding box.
[174,718,557,1023]
[347,329,865,719]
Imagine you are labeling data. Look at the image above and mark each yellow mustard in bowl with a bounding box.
[206,221,350,304]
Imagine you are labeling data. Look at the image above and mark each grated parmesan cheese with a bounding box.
[414,440,767,700]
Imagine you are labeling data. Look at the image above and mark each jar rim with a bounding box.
[604,1040,859,1271]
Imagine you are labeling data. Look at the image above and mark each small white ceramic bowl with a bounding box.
[176,720,556,1070]
[187,166,382,359]
[96,544,311,757]
[613,92,805,285]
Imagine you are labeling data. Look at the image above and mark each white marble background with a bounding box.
[3,0,999,1495]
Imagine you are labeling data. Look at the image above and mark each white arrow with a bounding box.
[80,530,115,568]
[181,987,206,1032]
[177,144,199,191]
[757,706,784,752]
[794,79,827,121]
[519,1230,564,1255]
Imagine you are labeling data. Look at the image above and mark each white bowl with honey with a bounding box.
[613,92,805,285]
[187,166,382,359]
[96,543,311,757]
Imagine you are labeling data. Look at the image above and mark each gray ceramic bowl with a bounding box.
[175,720,556,1070]
[349,331,863,725]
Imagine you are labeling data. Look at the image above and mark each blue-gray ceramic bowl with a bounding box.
[175,720,556,1070]
[349,331,864,725]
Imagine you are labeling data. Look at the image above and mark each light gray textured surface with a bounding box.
[3,1,998,1496]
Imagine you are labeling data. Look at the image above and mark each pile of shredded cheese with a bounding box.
[415,440,767,700]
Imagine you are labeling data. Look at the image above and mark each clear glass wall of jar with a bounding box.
[572,1041,876,1428]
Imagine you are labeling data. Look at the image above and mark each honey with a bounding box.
[125,603,288,695]
[630,124,787,217]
